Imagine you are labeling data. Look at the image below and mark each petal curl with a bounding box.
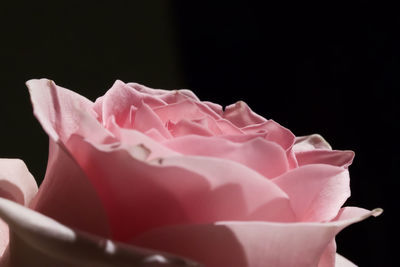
[294,134,332,152]
[132,207,381,267]
[27,79,114,145]
[0,159,38,205]
[0,197,201,267]
[223,101,266,127]
[0,158,38,258]
[29,140,110,238]
[273,164,351,222]
[66,135,295,241]
[163,135,289,178]
[295,150,355,169]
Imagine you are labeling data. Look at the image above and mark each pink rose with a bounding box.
[0,79,381,266]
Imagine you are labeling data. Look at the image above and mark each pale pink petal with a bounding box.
[168,120,214,137]
[273,164,351,222]
[241,120,295,151]
[132,208,381,267]
[190,117,223,135]
[27,79,114,145]
[241,120,298,168]
[66,135,295,241]
[0,219,9,258]
[215,119,244,135]
[294,134,332,153]
[334,253,357,267]
[153,100,217,124]
[126,82,200,103]
[107,119,179,160]
[0,159,38,205]
[163,135,289,178]
[0,159,38,258]
[96,81,167,127]
[133,103,173,139]
[203,101,223,116]
[29,140,110,238]
[318,239,337,267]
[223,101,266,127]
[0,197,201,267]
[295,150,355,168]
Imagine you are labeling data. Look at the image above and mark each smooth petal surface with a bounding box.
[334,253,357,267]
[0,159,38,205]
[66,135,295,241]
[273,164,351,222]
[164,135,289,178]
[29,140,110,238]
[132,207,381,267]
[0,197,201,267]
[0,158,38,257]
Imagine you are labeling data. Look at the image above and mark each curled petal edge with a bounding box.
[0,197,202,267]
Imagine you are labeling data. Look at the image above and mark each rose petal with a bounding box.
[29,140,110,238]
[132,207,381,267]
[95,81,202,127]
[223,101,267,127]
[126,82,200,104]
[241,120,295,151]
[295,150,355,169]
[0,158,38,258]
[0,197,201,267]
[318,239,337,267]
[0,159,38,205]
[107,119,179,160]
[27,79,114,145]
[133,103,173,139]
[273,164,351,222]
[95,80,167,127]
[66,135,295,241]
[163,135,289,178]
[294,134,332,153]
[168,119,215,137]
[334,253,357,267]
[153,99,220,124]
[0,219,9,258]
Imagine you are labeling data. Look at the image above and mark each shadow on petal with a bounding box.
[0,198,202,267]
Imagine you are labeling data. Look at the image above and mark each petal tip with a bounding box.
[371,208,383,217]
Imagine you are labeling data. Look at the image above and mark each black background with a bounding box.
[0,1,396,266]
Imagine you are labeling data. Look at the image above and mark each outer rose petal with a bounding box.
[66,135,296,241]
[132,208,382,267]
[0,159,38,257]
[295,150,355,169]
[0,159,38,205]
[294,134,354,168]
[29,140,110,238]
[0,197,201,267]
[294,134,332,152]
[334,254,357,267]
[0,219,8,257]
[27,79,115,145]
[273,164,351,222]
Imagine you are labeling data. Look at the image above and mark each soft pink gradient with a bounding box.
[0,78,382,266]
